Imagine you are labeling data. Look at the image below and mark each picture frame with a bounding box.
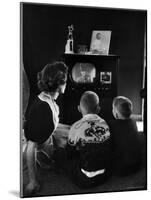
[20,2,147,198]
[90,31,112,55]
[100,71,112,84]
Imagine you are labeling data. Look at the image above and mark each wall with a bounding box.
[22,3,146,115]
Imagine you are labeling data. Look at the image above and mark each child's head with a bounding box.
[96,32,101,40]
[112,96,133,119]
[78,91,100,116]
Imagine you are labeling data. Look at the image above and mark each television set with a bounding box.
[61,53,119,124]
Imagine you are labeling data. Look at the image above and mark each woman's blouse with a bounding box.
[24,92,59,144]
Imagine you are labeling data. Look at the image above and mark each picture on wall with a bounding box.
[20,2,147,198]
[90,31,112,55]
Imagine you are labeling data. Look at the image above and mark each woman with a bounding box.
[24,61,68,195]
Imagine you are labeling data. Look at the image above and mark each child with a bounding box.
[54,91,112,188]
[109,96,142,175]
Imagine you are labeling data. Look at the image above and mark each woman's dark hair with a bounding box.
[37,61,68,93]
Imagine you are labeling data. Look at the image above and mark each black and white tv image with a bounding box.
[72,63,96,83]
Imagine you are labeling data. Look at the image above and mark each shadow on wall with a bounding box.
[22,64,30,120]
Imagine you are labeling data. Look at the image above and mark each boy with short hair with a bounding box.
[109,96,142,175]
[54,91,112,188]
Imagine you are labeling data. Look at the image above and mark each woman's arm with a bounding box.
[53,127,70,148]
[25,141,40,194]
[57,123,71,130]
[24,101,54,194]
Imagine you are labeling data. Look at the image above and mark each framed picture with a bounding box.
[20,2,147,198]
[100,71,112,84]
[90,31,111,55]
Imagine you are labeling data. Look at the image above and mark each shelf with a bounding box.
[62,53,120,58]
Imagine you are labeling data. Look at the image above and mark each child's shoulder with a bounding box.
[108,118,137,129]
[70,118,84,129]
[93,115,110,127]
[68,118,85,137]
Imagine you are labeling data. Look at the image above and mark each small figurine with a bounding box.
[65,25,74,54]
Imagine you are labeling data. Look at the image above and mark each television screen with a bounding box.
[72,62,96,83]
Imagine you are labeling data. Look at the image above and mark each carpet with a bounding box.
[22,133,147,197]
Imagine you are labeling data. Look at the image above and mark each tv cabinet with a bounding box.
[60,53,120,124]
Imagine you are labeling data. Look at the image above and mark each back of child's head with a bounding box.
[113,96,133,119]
[80,91,100,114]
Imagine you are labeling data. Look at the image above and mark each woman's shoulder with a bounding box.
[32,96,48,107]
[30,96,52,116]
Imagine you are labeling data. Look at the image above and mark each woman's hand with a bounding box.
[25,180,40,195]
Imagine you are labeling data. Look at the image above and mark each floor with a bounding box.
[22,133,147,198]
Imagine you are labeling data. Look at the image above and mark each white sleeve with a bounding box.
[68,123,77,146]
[68,119,84,146]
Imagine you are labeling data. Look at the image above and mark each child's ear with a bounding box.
[96,105,101,114]
[115,113,119,119]
[78,105,81,113]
